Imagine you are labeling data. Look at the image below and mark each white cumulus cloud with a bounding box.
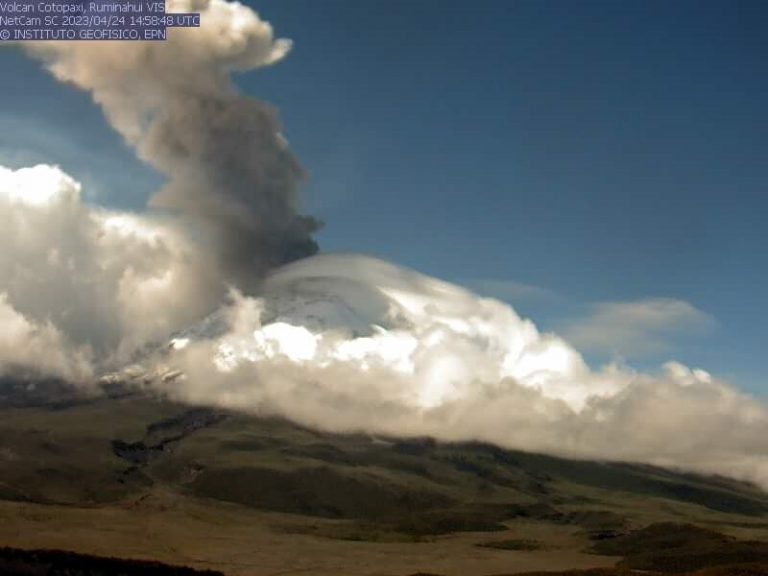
[0,163,222,379]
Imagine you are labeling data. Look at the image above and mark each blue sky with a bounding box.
[0,0,766,395]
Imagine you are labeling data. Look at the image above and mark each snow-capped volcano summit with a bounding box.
[170,253,597,410]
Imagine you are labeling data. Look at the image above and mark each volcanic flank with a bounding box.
[138,253,767,490]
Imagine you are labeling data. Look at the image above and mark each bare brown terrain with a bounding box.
[0,495,619,576]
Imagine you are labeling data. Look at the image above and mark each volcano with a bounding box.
[168,253,607,411]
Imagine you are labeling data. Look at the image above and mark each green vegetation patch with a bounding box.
[190,465,450,519]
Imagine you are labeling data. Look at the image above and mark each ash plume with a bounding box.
[24,0,320,287]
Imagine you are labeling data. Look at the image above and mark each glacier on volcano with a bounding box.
[169,253,614,411]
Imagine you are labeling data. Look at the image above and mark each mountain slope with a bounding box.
[0,382,765,575]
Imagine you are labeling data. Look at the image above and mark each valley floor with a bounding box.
[0,494,617,576]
